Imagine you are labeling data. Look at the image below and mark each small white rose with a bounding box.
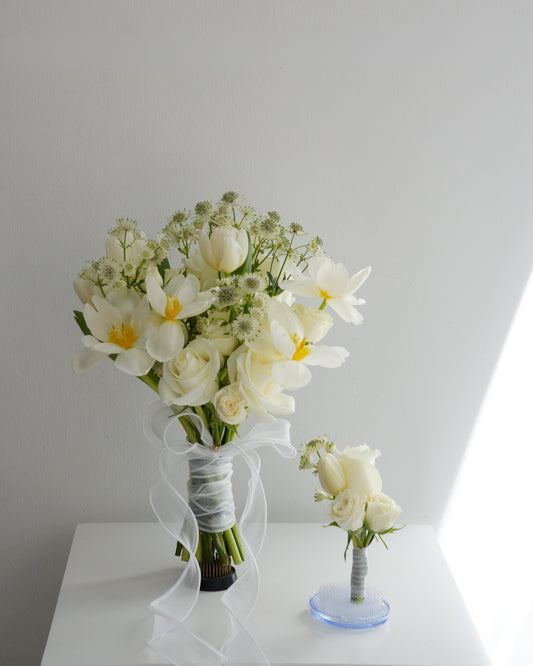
[199,227,248,273]
[293,304,333,343]
[341,444,381,465]
[159,337,221,407]
[214,383,248,425]
[327,489,366,531]
[339,448,382,498]
[317,454,346,496]
[365,492,402,533]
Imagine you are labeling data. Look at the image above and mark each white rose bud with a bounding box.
[293,304,333,343]
[199,227,249,273]
[317,453,346,496]
[366,492,402,533]
[214,383,248,425]
[327,489,366,531]
[339,448,382,498]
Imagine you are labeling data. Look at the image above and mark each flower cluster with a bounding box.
[299,439,402,549]
[73,192,371,447]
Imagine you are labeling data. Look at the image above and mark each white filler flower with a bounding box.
[282,256,371,325]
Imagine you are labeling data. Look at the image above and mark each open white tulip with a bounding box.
[249,301,349,390]
[281,256,370,325]
[74,290,154,376]
[146,273,213,362]
[199,227,249,273]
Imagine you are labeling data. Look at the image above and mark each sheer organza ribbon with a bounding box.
[143,401,295,665]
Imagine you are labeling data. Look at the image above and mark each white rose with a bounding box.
[327,489,366,531]
[214,383,248,425]
[293,304,333,343]
[159,337,221,407]
[199,227,249,273]
[339,447,382,498]
[317,454,346,496]
[227,346,295,422]
[366,492,402,533]
[341,444,381,465]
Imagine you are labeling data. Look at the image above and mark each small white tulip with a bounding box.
[199,227,249,273]
[339,454,382,498]
[317,454,346,496]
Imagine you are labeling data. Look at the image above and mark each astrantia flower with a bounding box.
[232,313,260,342]
[281,256,371,325]
[96,257,122,285]
[252,215,281,240]
[249,301,349,390]
[238,272,268,294]
[73,290,154,376]
[146,273,213,362]
[216,284,242,308]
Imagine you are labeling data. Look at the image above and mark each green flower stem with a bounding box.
[318,298,328,311]
[223,528,243,564]
[231,524,246,560]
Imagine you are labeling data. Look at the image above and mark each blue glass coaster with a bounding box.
[309,581,390,629]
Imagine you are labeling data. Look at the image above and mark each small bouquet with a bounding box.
[300,437,402,602]
[72,191,371,580]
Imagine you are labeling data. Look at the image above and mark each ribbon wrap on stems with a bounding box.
[143,401,295,665]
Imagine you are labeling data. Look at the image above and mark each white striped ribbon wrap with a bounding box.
[143,401,295,665]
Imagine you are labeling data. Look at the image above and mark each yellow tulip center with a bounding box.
[319,288,331,300]
[165,295,182,320]
[291,335,310,361]
[107,323,137,350]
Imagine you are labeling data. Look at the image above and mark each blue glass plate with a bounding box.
[309,582,390,629]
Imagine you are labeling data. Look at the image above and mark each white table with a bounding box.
[41,523,489,666]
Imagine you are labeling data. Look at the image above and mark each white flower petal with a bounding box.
[270,320,296,359]
[114,348,154,376]
[83,303,110,341]
[72,348,106,373]
[130,296,151,333]
[92,295,124,328]
[348,266,371,293]
[146,320,185,362]
[176,274,200,305]
[271,360,312,389]
[304,345,349,368]
[146,275,168,317]
[327,298,364,325]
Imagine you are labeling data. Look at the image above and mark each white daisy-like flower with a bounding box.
[73,290,154,376]
[281,256,371,325]
[145,273,214,362]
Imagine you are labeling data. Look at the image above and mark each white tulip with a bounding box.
[145,273,213,362]
[214,383,248,425]
[199,227,249,273]
[366,493,402,533]
[74,290,154,376]
[159,338,221,407]
[281,256,370,325]
[327,489,366,531]
[317,454,346,496]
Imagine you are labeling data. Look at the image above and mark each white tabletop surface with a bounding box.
[41,522,489,666]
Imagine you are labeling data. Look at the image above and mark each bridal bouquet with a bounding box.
[72,191,371,577]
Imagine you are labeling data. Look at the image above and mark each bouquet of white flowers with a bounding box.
[73,191,370,581]
[300,437,402,602]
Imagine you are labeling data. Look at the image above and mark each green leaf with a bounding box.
[323,521,339,528]
[157,257,170,281]
[344,531,352,561]
[73,310,90,335]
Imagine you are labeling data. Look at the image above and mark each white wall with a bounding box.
[2,2,532,664]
